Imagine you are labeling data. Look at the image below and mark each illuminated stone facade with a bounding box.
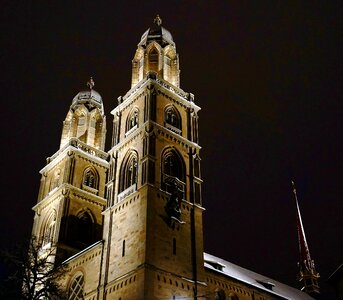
[31,17,314,300]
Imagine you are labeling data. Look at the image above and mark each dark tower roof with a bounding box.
[138,15,175,47]
[71,77,104,114]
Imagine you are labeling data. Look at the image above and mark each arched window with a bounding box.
[228,293,239,300]
[50,169,60,191]
[68,273,84,300]
[215,290,226,300]
[164,106,181,134]
[126,108,139,133]
[75,211,93,247]
[83,168,98,189]
[42,211,56,247]
[148,48,159,73]
[161,149,185,197]
[119,152,138,192]
[76,114,87,140]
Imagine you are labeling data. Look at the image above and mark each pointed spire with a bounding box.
[291,181,320,298]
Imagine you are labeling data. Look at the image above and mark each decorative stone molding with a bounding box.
[117,184,137,202]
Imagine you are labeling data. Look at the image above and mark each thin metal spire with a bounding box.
[291,180,320,298]
[292,181,312,267]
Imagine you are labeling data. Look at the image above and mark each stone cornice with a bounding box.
[32,187,64,213]
[62,240,103,266]
[33,184,106,212]
[154,122,201,150]
[108,121,200,154]
[111,74,201,116]
[69,185,107,208]
[40,140,109,174]
[108,127,144,155]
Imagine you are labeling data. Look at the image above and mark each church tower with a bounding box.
[292,181,320,299]
[27,16,321,300]
[32,79,109,263]
[101,16,205,299]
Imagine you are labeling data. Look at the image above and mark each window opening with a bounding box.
[83,169,97,189]
[68,274,84,300]
[122,240,126,257]
[165,106,181,130]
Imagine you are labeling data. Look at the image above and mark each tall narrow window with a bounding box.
[122,240,126,257]
[149,48,159,73]
[126,108,139,133]
[161,149,185,197]
[50,169,60,191]
[42,211,56,247]
[83,168,98,190]
[119,152,138,192]
[165,106,181,131]
[173,238,176,255]
[71,211,94,249]
[68,273,84,300]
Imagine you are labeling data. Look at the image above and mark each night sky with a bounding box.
[1,1,342,298]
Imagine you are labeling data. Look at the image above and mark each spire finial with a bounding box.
[292,180,297,196]
[87,77,95,90]
[154,15,162,26]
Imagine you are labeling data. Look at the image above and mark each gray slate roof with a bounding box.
[204,252,314,300]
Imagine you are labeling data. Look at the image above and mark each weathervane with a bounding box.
[87,77,95,90]
[154,15,162,26]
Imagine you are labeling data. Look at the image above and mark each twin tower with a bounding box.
[32,16,205,299]
[31,17,319,300]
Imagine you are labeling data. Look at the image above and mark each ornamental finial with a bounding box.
[87,77,95,90]
[154,15,162,26]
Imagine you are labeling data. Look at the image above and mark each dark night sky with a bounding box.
[1,1,342,298]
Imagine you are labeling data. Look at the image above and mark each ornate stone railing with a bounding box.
[82,184,98,196]
[164,123,182,135]
[155,76,189,100]
[162,174,185,197]
[122,72,190,103]
[117,184,137,202]
[49,138,109,163]
[124,125,138,138]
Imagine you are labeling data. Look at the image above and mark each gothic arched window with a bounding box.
[83,168,98,189]
[75,211,94,247]
[50,169,61,191]
[215,290,227,300]
[161,149,185,197]
[126,108,139,133]
[148,48,159,73]
[164,106,181,134]
[119,152,138,192]
[68,273,84,300]
[42,211,56,247]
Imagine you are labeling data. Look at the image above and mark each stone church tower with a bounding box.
[101,15,204,299]
[31,16,316,300]
[32,78,109,264]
